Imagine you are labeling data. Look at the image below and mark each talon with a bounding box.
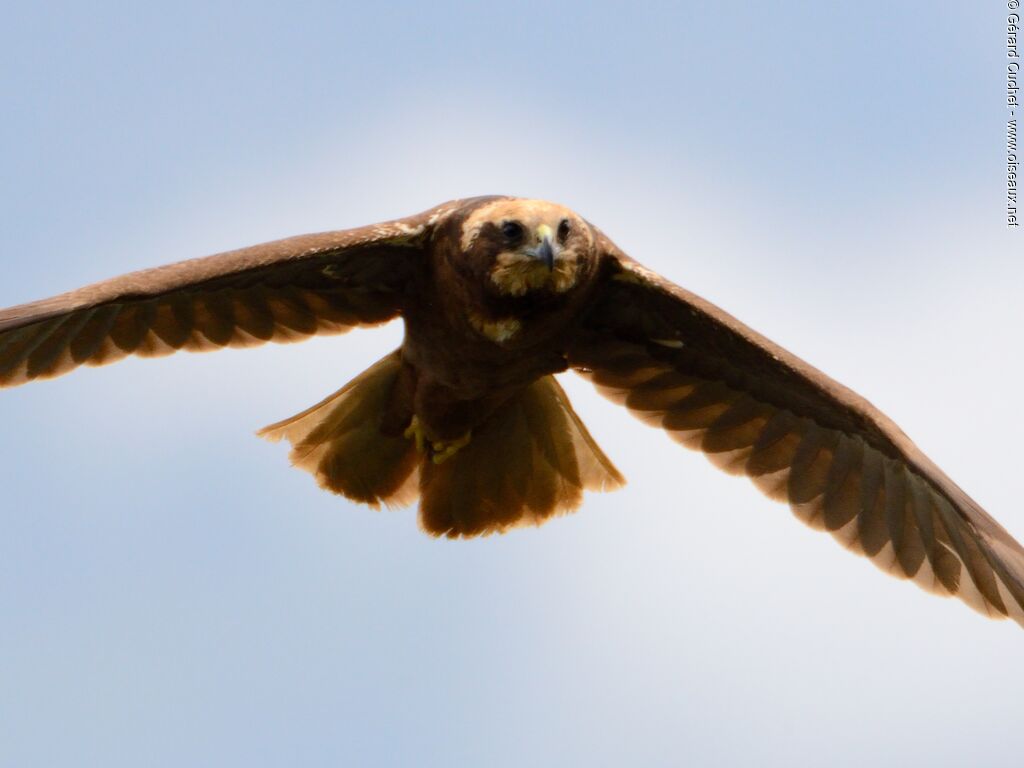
[403,416,428,453]
[431,431,472,464]
[404,416,471,463]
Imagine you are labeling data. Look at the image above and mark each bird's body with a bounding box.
[386,197,601,443]
[3,195,1024,629]
[253,197,623,530]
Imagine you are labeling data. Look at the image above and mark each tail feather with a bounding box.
[258,350,419,507]
[419,376,624,537]
[259,352,624,534]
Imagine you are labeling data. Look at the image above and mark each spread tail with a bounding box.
[257,350,420,507]
[419,375,624,536]
[259,350,624,535]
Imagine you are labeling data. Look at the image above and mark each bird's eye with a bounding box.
[557,219,571,242]
[501,221,524,241]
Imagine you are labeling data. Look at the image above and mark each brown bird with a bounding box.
[2,195,1023,627]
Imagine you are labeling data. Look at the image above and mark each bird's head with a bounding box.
[455,198,598,300]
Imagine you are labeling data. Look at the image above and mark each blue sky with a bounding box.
[1,3,1021,766]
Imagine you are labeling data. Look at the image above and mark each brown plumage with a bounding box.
[2,195,1022,627]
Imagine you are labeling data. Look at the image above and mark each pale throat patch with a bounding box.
[489,251,580,296]
[469,312,521,343]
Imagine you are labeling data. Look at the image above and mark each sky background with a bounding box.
[1,2,1021,766]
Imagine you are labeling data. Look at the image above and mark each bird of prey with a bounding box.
[2,195,1022,628]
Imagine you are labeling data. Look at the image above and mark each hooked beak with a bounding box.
[530,224,556,271]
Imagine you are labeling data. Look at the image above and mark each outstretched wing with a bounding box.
[0,200,463,388]
[568,237,1024,627]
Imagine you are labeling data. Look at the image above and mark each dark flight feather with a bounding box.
[567,242,1024,626]
[0,202,459,387]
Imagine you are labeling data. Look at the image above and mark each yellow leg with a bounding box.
[403,416,472,463]
[431,432,472,464]
[403,416,428,453]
